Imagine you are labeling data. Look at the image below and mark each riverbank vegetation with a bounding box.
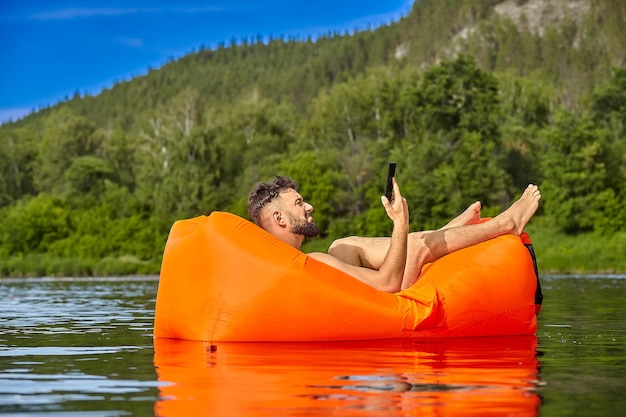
[1,0,625,277]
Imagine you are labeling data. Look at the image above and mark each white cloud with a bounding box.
[176,7,222,14]
[28,6,222,20]
[29,8,158,20]
[119,37,144,49]
[343,1,413,31]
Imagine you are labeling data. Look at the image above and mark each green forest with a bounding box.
[1,0,625,277]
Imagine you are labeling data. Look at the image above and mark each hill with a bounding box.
[0,0,624,277]
[9,0,624,130]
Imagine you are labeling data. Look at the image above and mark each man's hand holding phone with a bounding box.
[384,162,396,202]
[381,162,408,228]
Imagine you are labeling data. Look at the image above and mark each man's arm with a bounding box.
[309,179,409,293]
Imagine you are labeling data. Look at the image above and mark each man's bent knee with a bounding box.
[407,231,435,265]
[328,237,362,266]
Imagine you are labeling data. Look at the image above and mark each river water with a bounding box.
[0,275,624,416]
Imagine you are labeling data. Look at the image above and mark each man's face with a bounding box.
[280,189,319,238]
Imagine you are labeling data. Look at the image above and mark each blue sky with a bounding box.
[0,1,413,124]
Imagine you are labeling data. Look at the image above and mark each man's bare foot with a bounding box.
[497,184,541,235]
[442,201,481,229]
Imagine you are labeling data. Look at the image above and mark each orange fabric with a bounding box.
[153,336,541,416]
[154,212,537,342]
[520,231,533,245]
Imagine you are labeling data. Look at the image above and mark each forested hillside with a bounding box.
[1,0,625,277]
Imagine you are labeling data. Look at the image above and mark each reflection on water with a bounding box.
[0,275,624,416]
[154,336,540,416]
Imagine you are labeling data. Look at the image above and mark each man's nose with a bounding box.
[305,202,313,212]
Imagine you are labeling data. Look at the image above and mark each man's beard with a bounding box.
[288,213,320,238]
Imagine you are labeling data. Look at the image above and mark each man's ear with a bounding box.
[273,211,285,226]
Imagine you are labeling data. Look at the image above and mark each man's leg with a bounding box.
[328,201,481,266]
[441,201,481,229]
[328,185,541,290]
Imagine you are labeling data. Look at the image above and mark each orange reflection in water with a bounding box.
[154,336,540,416]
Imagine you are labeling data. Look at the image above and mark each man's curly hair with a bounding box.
[247,176,298,227]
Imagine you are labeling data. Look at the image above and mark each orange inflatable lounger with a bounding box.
[154,212,539,342]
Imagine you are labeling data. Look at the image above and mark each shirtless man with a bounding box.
[247,176,541,293]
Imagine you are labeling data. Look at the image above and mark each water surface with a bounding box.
[0,275,624,416]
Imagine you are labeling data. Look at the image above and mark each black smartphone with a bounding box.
[384,162,396,201]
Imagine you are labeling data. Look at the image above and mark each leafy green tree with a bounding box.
[497,70,555,190]
[588,66,626,233]
[34,110,104,194]
[64,156,115,195]
[100,127,137,190]
[413,55,501,139]
[47,183,162,261]
[0,194,71,256]
[134,89,222,228]
[397,55,512,228]
[304,66,408,149]
[592,66,626,137]
[541,110,623,234]
[0,127,37,206]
